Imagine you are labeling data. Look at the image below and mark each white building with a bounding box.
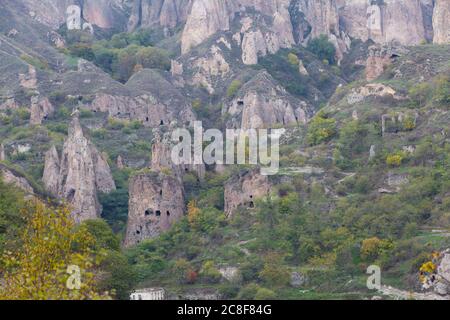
[130,288,166,301]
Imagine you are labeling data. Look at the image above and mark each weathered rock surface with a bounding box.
[347,83,402,105]
[338,0,428,45]
[30,96,54,125]
[151,128,205,181]
[89,69,196,128]
[433,0,450,44]
[224,169,271,217]
[124,171,185,247]
[43,116,116,223]
[0,144,5,162]
[128,0,193,31]
[224,71,310,129]
[19,0,127,30]
[181,0,233,54]
[0,164,34,195]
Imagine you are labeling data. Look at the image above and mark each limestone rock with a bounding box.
[19,65,37,90]
[338,0,427,46]
[151,128,205,181]
[0,97,19,111]
[298,60,309,76]
[124,172,185,247]
[347,83,401,105]
[82,0,126,29]
[30,96,54,125]
[0,164,34,195]
[224,71,310,130]
[192,45,231,94]
[181,0,232,54]
[117,155,125,169]
[20,0,127,30]
[129,0,193,31]
[42,145,60,196]
[43,116,116,223]
[224,169,271,217]
[0,144,5,162]
[433,0,450,44]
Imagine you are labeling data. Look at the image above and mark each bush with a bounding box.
[307,35,336,65]
[287,53,299,66]
[200,261,222,284]
[306,111,337,146]
[227,80,242,98]
[237,283,260,300]
[135,47,170,71]
[255,288,277,300]
[386,153,404,167]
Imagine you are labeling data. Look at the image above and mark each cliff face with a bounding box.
[128,0,193,31]
[124,172,185,247]
[224,170,271,217]
[223,71,311,130]
[43,116,116,223]
[18,0,127,30]
[433,0,450,44]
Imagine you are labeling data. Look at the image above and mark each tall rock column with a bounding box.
[124,172,185,247]
[43,115,116,223]
[433,0,450,44]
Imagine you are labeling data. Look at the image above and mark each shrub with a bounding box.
[307,35,336,65]
[306,111,337,146]
[200,261,222,284]
[360,237,393,262]
[227,80,242,98]
[255,288,277,300]
[287,53,299,66]
[386,153,404,167]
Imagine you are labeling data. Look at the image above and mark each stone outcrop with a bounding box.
[30,96,54,125]
[20,0,127,30]
[0,97,19,111]
[223,71,310,129]
[181,0,233,54]
[347,83,403,105]
[43,115,116,223]
[365,44,408,81]
[0,164,34,195]
[224,169,271,217]
[124,171,185,247]
[181,0,294,64]
[88,69,195,127]
[128,0,193,31]
[151,128,205,181]
[433,0,450,44]
[19,65,37,90]
[421,249,450,298]
[338,0,428,45]
[0,144,5,162]
[191,44,231,94]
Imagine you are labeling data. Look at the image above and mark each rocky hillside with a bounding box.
[0,0,449,300]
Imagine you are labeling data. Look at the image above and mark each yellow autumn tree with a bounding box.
[187,200,201,227]
[0,201,112,300]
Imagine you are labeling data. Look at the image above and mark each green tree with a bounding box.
[307,35,336,64]
[306,111,337,146]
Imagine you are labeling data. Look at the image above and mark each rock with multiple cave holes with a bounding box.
[124,171,185,247]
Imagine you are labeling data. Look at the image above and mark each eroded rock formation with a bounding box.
[433,0,450,44]
[43,115,116,223]
[0,144,5,162]
[224,169,271,217]
[0,164,34,195]
[128,0,193,31]
[30,96,54,125]
[124,171,185,247]
[223,71,310,129]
